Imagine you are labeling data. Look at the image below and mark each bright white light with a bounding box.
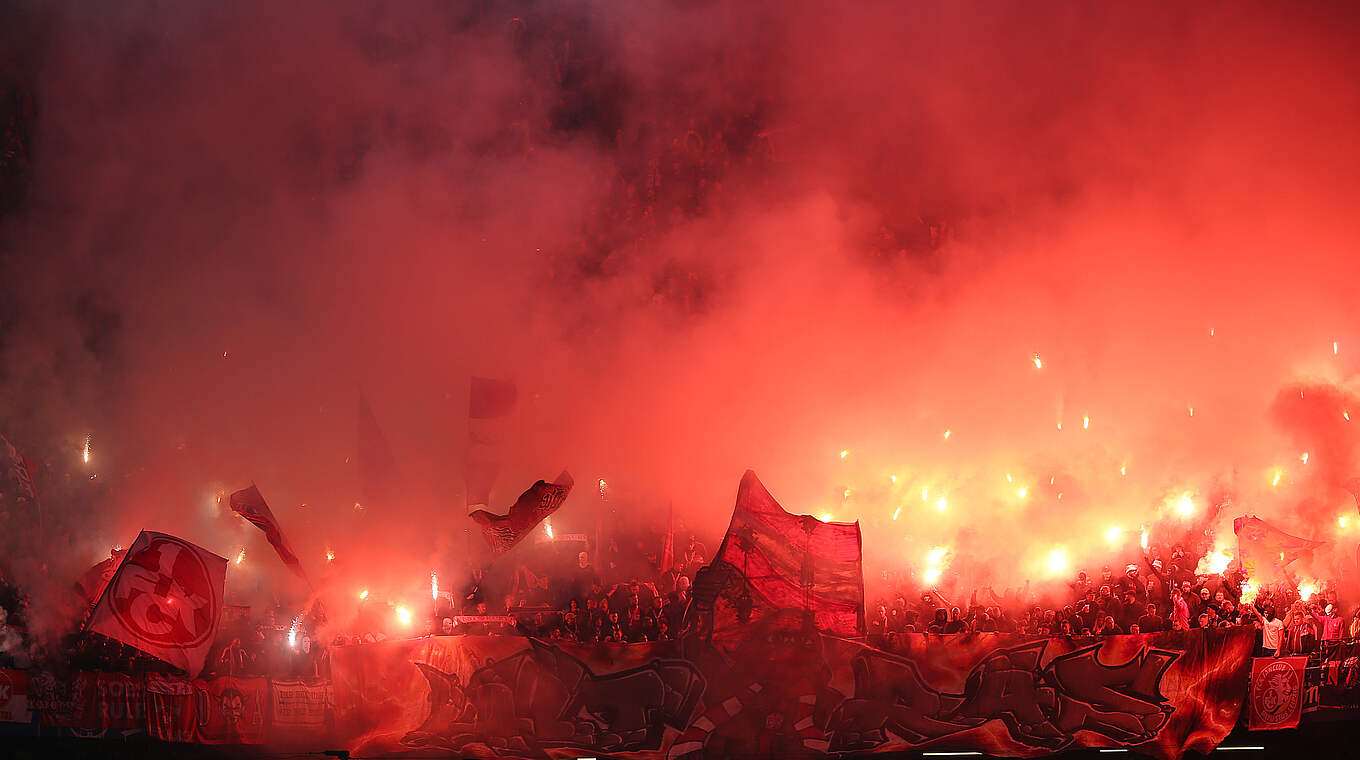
[396,606,412,625]
[358,589,369,601]
[934,497,948,512]
[819,513,831,523]
[1046,548,1068,576]
[923,567,942,584]
[1175,494,1195,517]
[891,506,901,521]
[431,571,439,600]
[1105,525,1122,543]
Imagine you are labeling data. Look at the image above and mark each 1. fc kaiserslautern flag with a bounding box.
[1248,656,1307,730]
[229,484,309,582]
[694,470,865,638]
[1233,515,1325,581]
[469,471,573,554]
[86,531,227,676]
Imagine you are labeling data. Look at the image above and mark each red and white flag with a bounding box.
[228,485,308,582]
[469,471,572,555]
[1248,656,1307,730]
[86,531,227,676]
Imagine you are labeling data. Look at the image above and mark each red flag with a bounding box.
[466,377,517,510]
[1233,515,1325,581]
[1248,656,1306,730]
[357,390,398,507]
[228,485,309,582]
[86,531,227,676]
[75,548,126,607]
[694,470,865,638]
[0,435,38,502]
[469,471,573,554]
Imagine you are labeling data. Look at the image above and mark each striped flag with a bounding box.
[469,471,573,555]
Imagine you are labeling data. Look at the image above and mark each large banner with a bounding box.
[1248,656,1307,730]
[193,676,267,744]
[270,679,333,734]
[95,672,147,729]
[331,624,1253,760]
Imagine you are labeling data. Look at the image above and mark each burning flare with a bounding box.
[431,571,439,600]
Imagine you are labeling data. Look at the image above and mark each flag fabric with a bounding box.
[469,376,518,419]
[1247,656,1307,730]
[469,471,573,554]
[694,470,865,638]
[0,435,37,502]
[75,548,126,607]
[86,530,227,676]
[229,485,308,582]
[1233,515,1326,581]
[357,390,398,508]
[466,377,517,509]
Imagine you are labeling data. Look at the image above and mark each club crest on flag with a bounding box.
[107,534,221,650]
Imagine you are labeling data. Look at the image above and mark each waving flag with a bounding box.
[693,470,865,638]
[466,377,518,510]
[75,548,126,608]
[1233,515,1325,581]
[86,531,227,676]
[469,471,572,554]
[229,485,308,582]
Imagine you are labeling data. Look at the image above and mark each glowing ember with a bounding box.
[1005,473,1013,483]
[1188,405,1194,417]
[922,567,942,584]
[431,571,439,600]
[1082,415,1090,430]
[1056,422,1063,431]
[942,429,951,440]
[395,606,412,625]
[839,449,848,459]
[82,434,91,464]
[1120,464,1127,477]
[1271,470,1282,488]
[358,589,369,601]
[1032,353,1043,369]
[1345,410,1352,422]
[598,479,609,499]
[1016,486,1028,499]
[1340,516,1349,529]
[1046,547,1068,576]
[842,488,851,500]
[234,548,246,565]
[326,548,335,562]
[934,496,948,512]
[1334,341,1339,355]
[889,474,897,484]
[1105,525,1122,543]
[891,506,901,521]
[1300,452,1310,464]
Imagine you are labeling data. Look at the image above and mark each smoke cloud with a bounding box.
[3,0,1360,633]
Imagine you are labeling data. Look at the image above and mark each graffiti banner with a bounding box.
[30,671,95,727]
[1248,656,1307,730]
[193,676,267,744]
[0,670,31,724]
[330,622,1253,760]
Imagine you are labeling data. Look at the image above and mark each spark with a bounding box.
[1032,353,1043,369]
[1334,341,1340,356]
[326,548,335,562]
[819,513,831,522]
[1340,516,1349,529]
[1005,473,1013,483]
[234,548,246,565]
[839,450,849,460]
[1298,580,1319,602]
[82,434,91,464]
[1105,525,1122,543]
[889,474,897,484]
[1120,464,1127,477]
[1209,327,1215,337]
[842,488,851,501]
[891,506,901,521]
[923,567,942,584]
[1082,415,1090,430]
[1188,406,1194,417]
[1300,452,1310,465]
[358,589,369,601]
[1056,422,1063,431]
[1049,475,1055,485]
[934,496,948,512]
[544,518,554,539]
[1271,471,1282,488]
[1046,547,1068,576]
[395,606,412,625]
[1345,410,1352,422]
[921,488,929,501]
[1140,528,1149,551]
[431,571,439,600]
[288,615,301,649]
[598,479,609,499]
[1016,487,1028,499]
[942,429,951,440]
